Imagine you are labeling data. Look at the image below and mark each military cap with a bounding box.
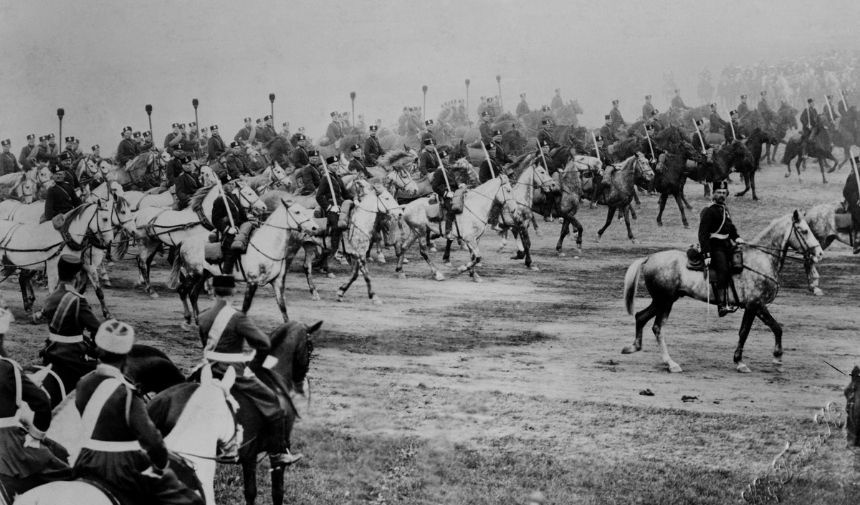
[424,119,434,127]
[645,95,651,100]
[826,94,833,100]
[171,122,180,128]
[212,275,235,289]
[264,115,271,121]
[218,171,233,184]
[331,111,337,117]
[612,99,619,105]
[594,134,604,142]
[645,124,655,131]
[539,139,550,148]
[541,119,553,126]
[48,133,55,139]
[282,122,288,128]
[709,103,717,108]
[132,132,141,138]
[298,127,306,133]
[481,111,490,118]
[179,123,186,129]
[307,149,320,157]
[369,125,378,132]
[541,105,551,112]
[95,319,135,355]
[64,136,75,143]
[26,134,35,141]
[520,93,526,98]
[423,137,436,146]
[807,98,814,103]
[58,151,72,161]
[92,144,100,151]
[229,141,240,148]
[38,135,47,142]
[652,109,659,115]
[123,126,133,133]
[186,122,196,128]
[484,141,496,150]
[325,155,338,164]
[350,143,361,152]
[695,119,704,127]
[714,179,729,191]
[296,133,307,141]
[143,131,151,138]
[555,88,560,93]
[256,118,263,124]
[604,114,611,120]
[674,89,680,93]
[851,365,860,377]
[853,156,860,165]
[0,139,10,147]
[492,129,502,137]
[740,94,747,100]
[210,125,219,131]
[729,109,738,116]
[244,117,252,123]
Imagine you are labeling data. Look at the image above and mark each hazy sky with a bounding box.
[0,0,855,153]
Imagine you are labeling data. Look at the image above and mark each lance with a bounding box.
[824,96,835,122]
[840,89,849,113]
[850,148,860,207]
[824,360,847,376]
[590,131,602,164]
[422,85,428,122]
[350,91,356,127]
[536,139,550,172]
[431,144,461,239]
[496,74,503,112]
[465,79,471,126]
[319,154,340,213]
[692,118,706,154]
[57,108,64,156]
[212,174,236,231]
[480,141,495,179]
[145,104,154,147]
[643,126,656,161]
[192,99,200,150]
[269,93,276,135]
[726,109,737,141]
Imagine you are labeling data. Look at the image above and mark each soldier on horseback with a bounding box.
[691,119,710,153]
[420,119,435,145]
[599,115,618,144]
[348,144,372,178]
[0,139,19,175]
[737,95,749,117]
[670,89,688,110]
[800,98,820,158]
[0,347,71,499]
[724,110,745,142]
[478,142,508,183]
[207,125,226,161]
[74,320,204,505]
[19,134,36,171]
[708,103,727,134]
[234,117,254,146]
[291,134,310,167]
[212,173,252,276]
[32,254,102,393]
[364,125,385,166]
[516,93,530,118]
[174,155,201,210]
[698,180,742,317]
[297,149,321,196]
[642,95,655,121]
[587,136,611,203]
[417,138,439,177]
[316,156,352,271]
[757,91,775,124]
[844,157,860,254]
[117,126,140,168]
[431,146,460,240]
[609,99,626,129]
[478,111,493,146]
[537,119,559,151]
[43,169,81,224]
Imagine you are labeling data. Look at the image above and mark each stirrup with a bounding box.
[269,451,303,468]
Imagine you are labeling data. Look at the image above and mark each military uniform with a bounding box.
[211,191,248,275]
[609,105,625,129]
[19,142,36,171]
[297,163,321,196]
[417,148,440,177]
[724,119,744,142]
[207,133,226,161]
[843,169,860,254]
[234,125,253,145]
[43,179,81,221]
[0,356,71,498]
[478,150,510,183]
[670,94,687,109]
[174,170,201,210]
[364,134,385,166]
[117,137,140,167]
[698,198,739,314]
[599,124,618,144]
[709,110,727,134]
[800,103,820,150]
[516,98,530,117]
[737,100,750,117]
[316,167,351,267]
[537,129,559,150]
[38,284,102,393]
[757,95,774,122]
[479,121,493,146]
[291,146,310,168]
[74,364,202,505]
[642,101,655,120]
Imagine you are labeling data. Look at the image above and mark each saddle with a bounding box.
[426,194,441,222]
[686,244,744,274]
[451,188,466,214]
[204,242,222,264]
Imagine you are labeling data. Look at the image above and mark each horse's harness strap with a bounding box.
[205,304,237,355]
[49,333,84,344]
[0,357,22,411]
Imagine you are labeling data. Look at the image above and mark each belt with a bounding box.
[49,333,84,344]
[0,416,18,428]
[205,351,255,363]
[82,439,142,452]
[710,233,729,240]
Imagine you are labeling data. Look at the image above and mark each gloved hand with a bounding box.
[141,465,165,478]
[24,426,46,449]
[704,257,711,267]
[736,238,745,245]
[330,205,340,214]
[444,191,453,198]
[227,227,237,235]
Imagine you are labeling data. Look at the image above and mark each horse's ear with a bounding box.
[793,209,800,223]
[221,366,236,390]
[307,320,323,338]
[201,364,213,384]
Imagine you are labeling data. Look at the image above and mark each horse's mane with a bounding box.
[377,149,416,170]
[61,203,92,226]
[250,321,312,381]
[188,184,216,216]
[0,172,25,186]
[124,151,155,173]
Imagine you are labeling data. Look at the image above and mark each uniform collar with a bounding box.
[96,363,125,379]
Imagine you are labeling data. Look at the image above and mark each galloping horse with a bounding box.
[802,202,856,296]
[594,154,655,243]
[544,155,589,256]
[654,152,691,228]
[782,128,837,183]
[735,128,775,200]
[170,199,319,326]
[503,158,559,269]
[622,210,823,373]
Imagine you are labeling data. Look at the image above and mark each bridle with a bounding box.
[231,182,263,214]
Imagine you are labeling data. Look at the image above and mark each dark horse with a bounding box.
[594,154,655,243]
[782,127,837,183]
[654,153,691,228]
[735,128,774,200]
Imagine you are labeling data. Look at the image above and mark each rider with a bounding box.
[198,275,303,468]
[74,319,203,505]
[537,119,559,152]
[670,89,688,110]
[478,111,493,146]
[844,157,860,255]
[698,179,741,317]
[724,110,744,142]
[430,150,460,240]
[291,134,310,167]
[207,125,226,162]
[800,98,820,158]
[420,119,435,145]
[757,91,775,124]
[642,95,655,121]
[608,99,626,130]
[363,125,385,166]
[691,119,710,154]
[316,156,352,271]
[417,138,440,177]
[737,94,750,117]
[478,142,506,183]
[708,103,728,134]
[297,149,321,196]
[174,155,202,210]
[0,350,71,498]
[598,115,618,144]
[0,139,20,176]
[516,93,530,118]
[234,117,254,146]
[588,137,612,203]
[43,169,81,224]
[211,173,251,276]
[347,144,373,178]
[32,254,102,393]
[117,126,140,167]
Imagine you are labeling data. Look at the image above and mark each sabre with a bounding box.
[840,89,849,113]
[536,139,550,172]
[319,154,340,213]
[824,96,834,122]
[692,118,707,155]
[431,144,462,239]
[643,126,656,161]
[823,360,847,376]
[726,109,737,141]
[480,141,495,179]
[706,266,710,318]
[590,131,602,163]
[212,174,236,231]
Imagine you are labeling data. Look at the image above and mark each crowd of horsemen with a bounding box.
[0,85,860,505]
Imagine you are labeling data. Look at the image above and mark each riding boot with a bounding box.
[716,286,730,317]
[267,415,303,469]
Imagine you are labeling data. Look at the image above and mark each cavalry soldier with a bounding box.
[316,156,352,271]
[164,149,188,188]
[642,95,655,120]
[163,123,185,155]
[55,151,79,187]
[117,126,140,167]
[1,139,20,175]
[74,319,204,505]
[0,350,71,498]
[757,91,774,123]
[534,138,552,172]
[691,119,709,153]
[174,154,202,210]
[430,148,460,239]
[724,110,745,142]
[211,173,252,276]
[417,138,440,177]
[708,104,727,134]
[590,134,610,163]
[348,144,372,178]
[258,115,276,144]
[737,95,750,117]
[43,169,81,223]
[491,129,512,165]
[670,89,688,110]
[516,93,530,117]
[90,144,102,163]
[297,149,321,196]
[478,142,506,183]
[186,123,199,154]
[326,112,343,144]
[599,115,618,144]
[234,117,254,146]
[132,132,144,150]
[551,89,563,110]
[140,131,154,151]
[33,254,102,393]
[363,125,385,166]
[224,141,250,178]
[281,122,291,138]
[478,111,493,146]
[824,95,839,123]
[420,119,435,145]
[198,275,303,468]
[588,136,611,203]
[609,99,626,129]
[800,98,820,158]
[843,156,860,255]
[19,134,36,171]
[645,109,664,133]
[35,135,58,168]
[292,134,310,167]
[207,125,226,161]
[63,136,83,169]
[699,180,742,317]
[537,119,559,151]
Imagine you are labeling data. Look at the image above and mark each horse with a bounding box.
[380,150,431,203]
[394,174,518,282]
[0,201,115,316]
[622,210,823,373]
[333,179,403,303]
[114,151,165,190]
[735,128,775,200]
[503,159,559,269]
[130,182,267,298]
[170,199,319,327]
[243,163,291,194]
[782,129,837,183]
[0,171,38,204]
[594,154,655,243]
[802,202,856,296]
[15,365,238,505]
[544,155,588,256]
[653,152,691,228]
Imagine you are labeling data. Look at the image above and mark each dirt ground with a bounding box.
[3,161,859,504]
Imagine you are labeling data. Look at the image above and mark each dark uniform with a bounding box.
[709,110,727,134]
[316,168,351,267]
[325,121,343,144]
[516,98,530,117]
[642,100,655,120]
[291,146,309,168]
[364,134,385,166]
[417,148,440,177]
[671,95,687,109]
[74,364,202,505]
[207,133,226,161]
[211,191,248,275]
[757,95,774,123]
[174,170,201,210]
[537,128,559,150]
[431,162,459,237]
[0,357,71,498]
[43,179,81,221]
[609,105,625,129]
[800,103,820,153]
[479,121,493,146]
[34,144,58,168]
[479,149,510,183]
[1,148,20,175]
[38,285,102,393]
[724,119,744,142]
[19,143,36,171]
[116,137,140,167]
[737,100,750,117]
[844,169,860,254]
[698,198,739,314]
[163,131,185,155]
[598,124,618,144]
[297,163,321,196]
[348,158,372,178]
[234,126,253,145]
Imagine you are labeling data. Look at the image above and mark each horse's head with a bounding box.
[112,194,136,234]
[531,163,558,193]
[385,169,419,197]
[270,162,291,190]
[98,160,115,177]
[372,183,404,220]
[15,172,37,204]
[233,180,267,216]
[280,199,319,235]
[786,209,823,264]
[633,153,655,183]
[492,174,520,222]
[199,165,217,186]
[349,178,372,202]
[160,150,173,164]
[253,320,322,398]
[77,201,115,247]
[197,365,242,460]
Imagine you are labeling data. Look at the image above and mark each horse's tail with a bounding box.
[623,257,646,315]
[113,229,131,261]
[167,249,182,290]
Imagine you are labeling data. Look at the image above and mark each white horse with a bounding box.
[500,160,559,269]
[14,365,239,505]
[129,182,267,297]
[244,162,292,193]
[803,202,855,296]
[170,199,320,326]
[0,166,50,206]
[0,202,114,316]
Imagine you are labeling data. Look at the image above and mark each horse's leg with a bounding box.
[736,172,750,196]
[457,240,482,282]
[674,194,689,228]
[336,258,361,302]
[805,260,824,296]
[241,283,258,314]
[623,301,659,354]
[596,207,617,241]
[622,206,635,243]
[85,252,111,319]
[510,227,525,260]
[18,272,33,314]
[628,203,637,220]
[426,229,436,252]
[241,460,258,505]
[189,273,207,325]
[733,304,758,373]
[302,244,320,301]
[556,216,569,255]
[819,156,828,184]
[570,216,584,253]
[359,258,381,304]
[680,186,693,210]
[271,465,286,505]
[652,304,682,373]
[632,186,641,206]
[656,193,668,226]
[177,272,193,330]
[756,305,784,370]
[442,238,453,265]
[520,227,535,270]
[750,170,758,201]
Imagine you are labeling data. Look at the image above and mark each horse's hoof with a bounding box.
[656,220,663,227]
[397,272,407,280]
[472,275,483,283]
[443,261,453,267]
[457,265,468,273]
[784,173,789,178]
[327,273,336,279]
[736,363,752,373]
[433,272,445,281]
[180,321,195,332]
[104,312,113,320]
[527,265,540,272]
[429,246,438,253]
[683,223,689,229]
[402,257,409,264]
[376,254,386,264]
[752,196,758,201]
[148,291,159,299]
[101,279,112,288]
[630,239,638,245]
[668,363,683,373]
[812,287,824,297]
[336,292,345,302]
[372,296,383,305]
[621,345,638,354]
[311,292,321,301]
[557,251,566,257]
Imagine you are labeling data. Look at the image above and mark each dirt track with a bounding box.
[3,163,859,504]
